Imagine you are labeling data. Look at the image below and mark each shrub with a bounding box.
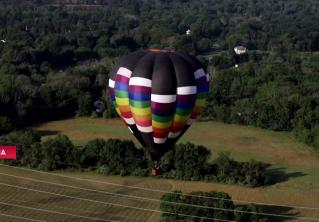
[77,93,92,117]
[40,134,80,171]
[235,205,262,222]
[160,143,210,180]
[160,191,262,222]
[212,152,267,187]
[131,168,148,177]
[81,139,106,168]
[97,165,112,175]
[160,191,235,221]
[82,138,147,175]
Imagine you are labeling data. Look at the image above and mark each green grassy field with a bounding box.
[1,117,318,221]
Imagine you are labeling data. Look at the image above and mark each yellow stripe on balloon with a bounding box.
[130,106,151,116]
[195,99,206,107]
[173,113,191,123]
[115,97,129,106]
[152,120,172,129]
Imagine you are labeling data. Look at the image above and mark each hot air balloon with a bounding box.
[108,49,209,172]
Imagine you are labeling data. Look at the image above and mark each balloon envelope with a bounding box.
[108,49,209,160]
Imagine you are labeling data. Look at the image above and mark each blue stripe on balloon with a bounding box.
[176,101,195,109]
[152,108,175,116]
[129,92,151,101]
[197,84,209,93]
[115,82,128,91]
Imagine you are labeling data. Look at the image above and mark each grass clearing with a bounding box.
[33,118,319,165]
[0,164,319,222]
[18,117,319,221]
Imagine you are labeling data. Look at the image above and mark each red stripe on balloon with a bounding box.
[153,131,169,138]
[176,94,197,102]
[128,85,152,93]
[135,119,152,127]
[120,111,133,118]
[151,102,176,116]
[115,75,130,84]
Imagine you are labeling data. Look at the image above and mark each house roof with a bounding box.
[234,46,247,50]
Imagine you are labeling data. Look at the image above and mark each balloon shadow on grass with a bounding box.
[265,166,306,185]
[36,130,60,137]
[259,205,300,222]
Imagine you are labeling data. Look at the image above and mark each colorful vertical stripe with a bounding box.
[114,67,134,125]
[188,68,209,125]
[169,86,197,138]
[108,79,121,116]
[129,77,152,133]
[151,94,176,144]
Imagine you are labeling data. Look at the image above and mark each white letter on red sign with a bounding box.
[1,149,5,156]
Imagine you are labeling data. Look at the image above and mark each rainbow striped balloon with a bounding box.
[108,49,209,160]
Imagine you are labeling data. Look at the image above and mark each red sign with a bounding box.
[0,146,17,159]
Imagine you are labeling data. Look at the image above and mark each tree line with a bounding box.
[159,143,267,187]
[0,131,269,187]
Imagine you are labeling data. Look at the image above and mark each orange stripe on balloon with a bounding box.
[133,114,151,122]
[118,105,131,112]
[153,126,170,132]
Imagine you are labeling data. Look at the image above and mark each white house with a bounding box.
[186,29,191,36]
[234,46,247,55]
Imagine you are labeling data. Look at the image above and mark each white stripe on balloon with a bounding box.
[151,94,176,103]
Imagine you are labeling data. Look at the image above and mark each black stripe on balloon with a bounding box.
[169,53,195,87]
[132,52,156,79]
[117,50,147,71]
[152,52,177,95]
[129,125,146,147]
[109,50,147,80]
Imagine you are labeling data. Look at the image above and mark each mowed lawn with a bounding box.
[28,118,319,221]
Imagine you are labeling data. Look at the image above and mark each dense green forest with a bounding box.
[0,0,318,150]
